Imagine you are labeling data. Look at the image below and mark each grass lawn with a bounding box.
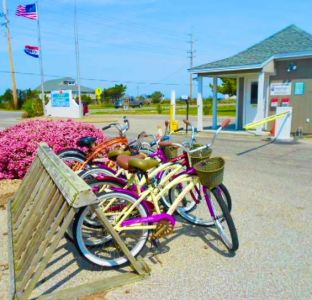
[91,104,236,117]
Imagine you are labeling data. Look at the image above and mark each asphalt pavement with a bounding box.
[0,110,23,130]
[0,113,311,299]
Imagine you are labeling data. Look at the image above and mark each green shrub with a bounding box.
[157,103,163,114]
[22,98,43,118]
[203,103,211,115]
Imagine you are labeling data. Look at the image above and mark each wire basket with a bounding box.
[194,157,224,189]
[162,146,178,160]
[189,144,212,165]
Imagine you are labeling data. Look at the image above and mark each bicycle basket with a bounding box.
[162,146,178,160]
[194,157,224,189]
[189,144,212,165]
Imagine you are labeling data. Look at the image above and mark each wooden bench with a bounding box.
[7,143,150,300]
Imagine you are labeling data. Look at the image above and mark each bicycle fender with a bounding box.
[94,175,126,186]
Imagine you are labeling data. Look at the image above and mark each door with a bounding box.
[244,78,258,125]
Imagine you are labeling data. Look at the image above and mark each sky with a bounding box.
[1,0,312,98]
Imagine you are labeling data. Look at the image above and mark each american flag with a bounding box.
[16,3,38,20]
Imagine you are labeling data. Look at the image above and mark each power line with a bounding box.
[0,70,189,86]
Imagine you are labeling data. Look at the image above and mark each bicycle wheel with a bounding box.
[158,168,196,213]
[215,183,232,212]
[60,154,90,170]
[65,179,122,241]
[73,192,149,267]
[209,188,239,252]
[78,167,115,185]
[168,176,225,227]
[57,148,86,159]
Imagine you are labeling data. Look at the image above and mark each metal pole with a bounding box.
[186,98,189,133]
[74,0,82,117]
[2,0,18,109]
[36,1,46,115]
[212,77,218,129]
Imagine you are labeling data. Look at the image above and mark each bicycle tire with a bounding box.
[168,176,226,227]
[78,167,115,184]
[216,183,232,212]
[73,191,150,267]
[60,154,91,170]
[210,188,239,252]
[57,148,86,159]
[65,178,122,241]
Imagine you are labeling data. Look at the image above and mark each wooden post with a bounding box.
[2,0,18,109]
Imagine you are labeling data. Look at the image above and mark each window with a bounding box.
[63,80,75,86]
[250,82,258,104]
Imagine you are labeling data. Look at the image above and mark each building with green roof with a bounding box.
[191,25,312,134]
[35,77,94,97]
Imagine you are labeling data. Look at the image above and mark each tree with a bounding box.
[0,89,13,107]
[102,84,127,103]
[150,91,163,104]
[210,78,237,97]
[22,89,43,117]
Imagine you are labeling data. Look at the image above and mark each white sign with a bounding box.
[270,82,292,96]
[46,90,82,118]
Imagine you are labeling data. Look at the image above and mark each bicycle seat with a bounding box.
[129,157,159,172]
[108,149,131,161]
[116,154,146,170]
[76,136,97,148]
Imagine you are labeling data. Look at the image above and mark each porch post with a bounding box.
[212,77,218,129]
[197,75,203,131]
[256,72,267,134]
[235,77,239,130]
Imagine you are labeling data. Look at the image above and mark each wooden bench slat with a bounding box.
[15,178,54,254]
[15,199,71,293]
[15,185,61,273]
[13,167,48,230]
[19,207,76,300]
[11,158,42,212]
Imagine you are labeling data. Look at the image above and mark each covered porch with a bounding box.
[193,69,272,133]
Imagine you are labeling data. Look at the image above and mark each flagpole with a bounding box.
[2,0,18,109]
[74,0,82,117]
[35,1,45,115]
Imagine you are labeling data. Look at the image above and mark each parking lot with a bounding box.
[0,116,312,299]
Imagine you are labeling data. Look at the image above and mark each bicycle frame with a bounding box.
[101,172,200,232]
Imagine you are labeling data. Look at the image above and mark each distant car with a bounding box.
[129,97,144,108]
[114,99,124,108]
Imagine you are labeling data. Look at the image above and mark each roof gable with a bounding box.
[35,77,94,93]
[192,25,312,71]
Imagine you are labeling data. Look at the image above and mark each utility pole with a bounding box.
[187,33,195,102]
[74,0,82,117]
[186,33,195,131]
[2,0,18,109]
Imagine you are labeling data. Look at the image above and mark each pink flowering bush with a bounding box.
[0,119,106,179]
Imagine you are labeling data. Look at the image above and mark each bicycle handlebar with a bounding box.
[102,116,129,136]
[221,118,231,129]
